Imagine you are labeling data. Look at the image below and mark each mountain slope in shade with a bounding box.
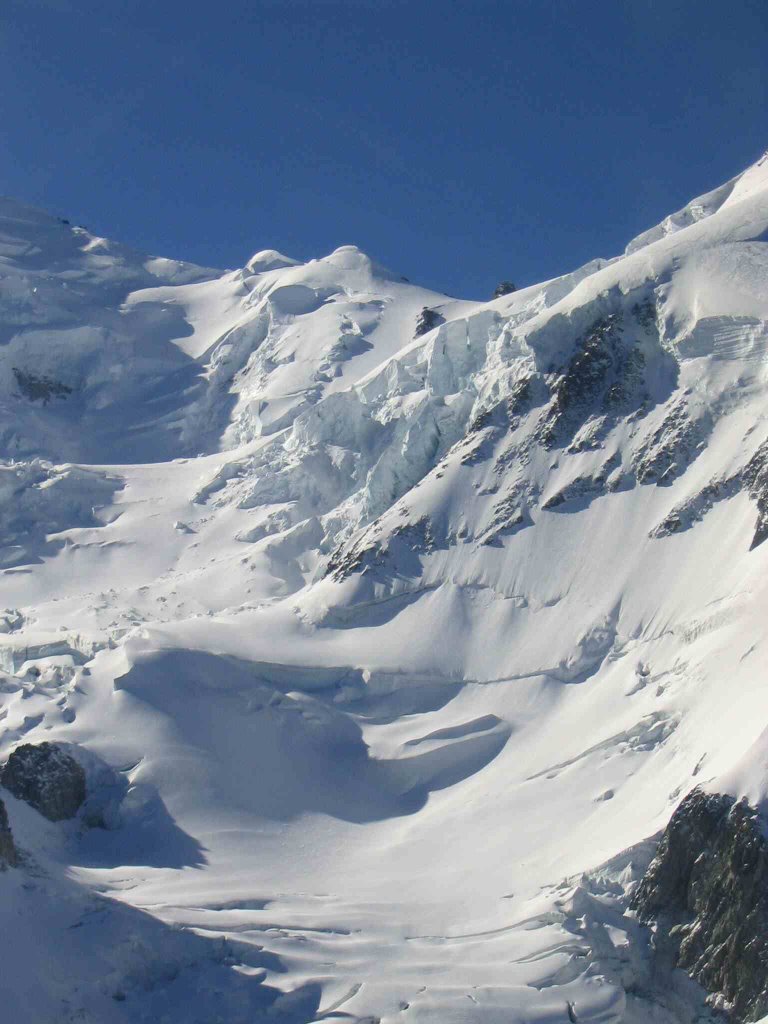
[1,152,768,1023]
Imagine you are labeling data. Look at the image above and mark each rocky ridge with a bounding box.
[631,789,768,1022]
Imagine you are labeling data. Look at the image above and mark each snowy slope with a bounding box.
[1,151,768,1023]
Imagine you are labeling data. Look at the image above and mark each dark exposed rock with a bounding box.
[492,280,517,299]
[324,524,384,581]
[545,314,623,441]
[481,509,524,544]
[632,399,710,485]
[0,796,17,867]
[414,307,445,337]
[463,376,549,471]
[541,313,650,449]
[631,787,768,1022]
[467,399,509,436]
[457,424,504,468]
[2,742,86,822]
[651,476,741,538]
[505,373,550,427]
[325,515,443,582]
[632,299,657,333]
[648,437,768,548]
[479,488,531,545]
[12,368,73,404]
[541,453,621,511]
[605,345,645,407]
[742,440,768,549]
[458,400,515,468]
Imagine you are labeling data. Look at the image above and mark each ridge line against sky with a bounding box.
[1,0,766,298]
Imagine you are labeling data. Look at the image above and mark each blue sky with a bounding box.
[2,0,766,298]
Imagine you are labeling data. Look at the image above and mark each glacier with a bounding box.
[1,153,768,1022]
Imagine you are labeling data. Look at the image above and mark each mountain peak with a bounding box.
[244,248,301,273]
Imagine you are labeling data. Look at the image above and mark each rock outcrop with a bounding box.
[631,787,768,1022]
[541,310,653,450]
[414,306,445,337]
[0,797,17,867]
[1,742,86,822]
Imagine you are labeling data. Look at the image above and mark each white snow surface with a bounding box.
[2,153,768,1022]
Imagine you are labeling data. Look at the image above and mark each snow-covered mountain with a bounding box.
[2,152,768,1023]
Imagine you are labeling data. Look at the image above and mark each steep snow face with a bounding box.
[0,201,477,463]
[2,153,768,1023]
[0,198,230,462]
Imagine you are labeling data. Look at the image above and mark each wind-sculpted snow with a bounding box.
[0,459,121,568]
[2,153,768,1023]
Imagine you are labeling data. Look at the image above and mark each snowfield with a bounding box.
[1,154,768,1022]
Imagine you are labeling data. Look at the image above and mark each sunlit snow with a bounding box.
[1,153,768,1022]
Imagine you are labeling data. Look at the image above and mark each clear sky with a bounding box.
[2,0,766,298]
